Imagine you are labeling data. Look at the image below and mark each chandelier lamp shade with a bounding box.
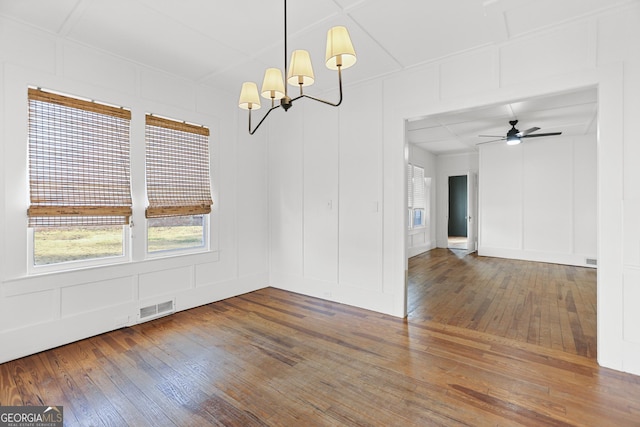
[238,0,357,134]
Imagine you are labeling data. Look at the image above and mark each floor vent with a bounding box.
[586,258,597,266]
[139,299,175,321]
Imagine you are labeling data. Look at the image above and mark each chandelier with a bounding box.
[238,0,357,134]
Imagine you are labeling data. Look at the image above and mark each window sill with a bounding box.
[408,226,427,233]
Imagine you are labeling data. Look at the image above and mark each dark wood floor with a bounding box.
[408,249,597,358]
[2,254,639,426]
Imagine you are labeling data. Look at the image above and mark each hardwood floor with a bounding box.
[1,263,639,425]
[408,249,597,358]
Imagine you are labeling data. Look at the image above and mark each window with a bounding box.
[408,164,427,229]
[27,88,132,267]
[147,215,205,252]
[145,114,212,253]
[412,209,424,228]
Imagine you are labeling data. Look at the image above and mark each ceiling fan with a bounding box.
[478,120,562,146]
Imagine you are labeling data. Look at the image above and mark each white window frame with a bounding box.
[145,214,210,258]
[27,226,131,275]
[408,164,427,230]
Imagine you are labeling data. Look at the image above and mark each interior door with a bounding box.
[448,175,468,238]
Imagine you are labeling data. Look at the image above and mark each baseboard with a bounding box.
[269,273,402,317]
[0,274,268,364]
[408,241,436,258]
[478,246,597,268]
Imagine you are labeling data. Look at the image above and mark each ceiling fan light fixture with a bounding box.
[506,135,521,145]
[478,119,563,146]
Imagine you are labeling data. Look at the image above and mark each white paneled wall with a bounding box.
[62,44,138,95]
[479,136,596,266]
[478,145,523,249]
[338,83,383,293]
[237,129,269,278]
[269,82,389,312]
[573,137,598,255]
[523,139,574,254]
[500,22,595,87]
[269,2,640,375]
[0,21,269,364]
[268,107,304,279]
[303,101,340,284]
[440,47,498,99]
[2,1,640,378]
[61,277,135,318]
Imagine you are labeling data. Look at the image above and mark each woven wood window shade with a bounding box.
[27,88,132,227]
[145,114,212,218]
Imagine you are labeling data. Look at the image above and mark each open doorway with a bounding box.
[405,87,598,358]
[446,172,477,252]
[447,175,467,249]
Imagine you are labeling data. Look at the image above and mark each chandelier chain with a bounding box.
[284,0,288,98]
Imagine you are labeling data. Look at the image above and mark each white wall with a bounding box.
[268,81,390,313]
[270,2,640,375]
[479,135,597,266]
[407,144,437,257]
[2,2,640,378]
[0,19,269,363]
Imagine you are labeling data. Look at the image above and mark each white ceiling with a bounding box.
[0,0,630,91]
[0,0,619,153]
[407,87,598,155]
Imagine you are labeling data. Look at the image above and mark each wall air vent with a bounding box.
[157,300,174,313]
[139,305,157,319]
[586,258,597,266]
[138,299,175,321]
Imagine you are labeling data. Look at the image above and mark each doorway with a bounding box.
[404,86,599,359]
[447,175,467,249]
[447,173,476,252]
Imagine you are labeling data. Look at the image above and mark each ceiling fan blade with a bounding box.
[478,135,504,138]
[521,132,562,138]
[517,127,540,137]
[476,138,505,145]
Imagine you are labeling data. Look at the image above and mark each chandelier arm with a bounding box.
[248,105,282,135]
[296,66,344,107]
